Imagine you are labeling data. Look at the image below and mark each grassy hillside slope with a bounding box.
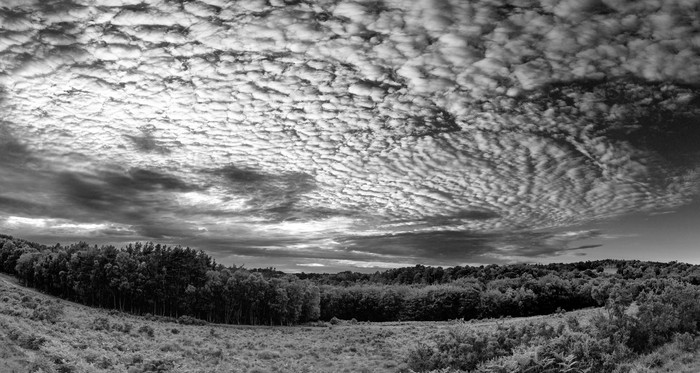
[1,273,698,373]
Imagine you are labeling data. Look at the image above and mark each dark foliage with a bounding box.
[407,279,700,372]
[7,328,47,350]
[318,274,603,322]
[0,235,320,325]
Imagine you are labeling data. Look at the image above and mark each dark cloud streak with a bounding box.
[124,127,172,154]
[209,164,319,220]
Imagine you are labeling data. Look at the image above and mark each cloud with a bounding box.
[0,123,31,166]
[0,163,204,241]
[0,0,699,269]
[124,127,172,154]
[330,229,605,266]
[207,164,319,220]
[57,168,197,214]
[297,263,325,267]
[0,196,45,216]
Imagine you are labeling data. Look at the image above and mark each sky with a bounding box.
[0,0,699,273]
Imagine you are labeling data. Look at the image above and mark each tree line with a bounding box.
[297,260,700,286]
[0,235,320,325]
[2,233,700,325]
[302,260,700,322]
[318,273,610,321]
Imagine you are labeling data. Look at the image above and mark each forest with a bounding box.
[0,234,320,325]
[2,233,700,326]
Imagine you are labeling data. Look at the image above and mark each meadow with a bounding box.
[0,273,583,373]
[3,272,700,373]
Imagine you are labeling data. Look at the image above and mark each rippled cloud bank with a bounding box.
[1,0,699,270]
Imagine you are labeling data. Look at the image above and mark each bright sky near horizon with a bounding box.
[0,0,699,272]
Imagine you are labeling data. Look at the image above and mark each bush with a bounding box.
[140,359,174,372]
[405,344,436,372]
[113,322,133,333]
[138,325,155,338]
[31,303,64,323]
[329,316,341,325]
[594,280,700,353]
[408,319,629,373]
[130,354,144,365]
[56,364,77,373]
[673,332,697,353]
[304,320,328,327]
[20,296,38,309]
[407,326,523,372]
[92,317,110,331]
[142,313,174,323]
[97,357,113,369]
[8,328,47,350]
[27,356,56,373]
[159,343,181,352]
[177,315,207,325]
[258,350,280,360]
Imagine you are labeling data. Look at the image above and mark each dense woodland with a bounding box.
[2,233,700,326]
[314,261,700,321]
[0,235,320,325]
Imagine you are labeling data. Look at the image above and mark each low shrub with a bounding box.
[97,356,113,369]
[130,354,144,365]
[673,332,697,353]
[258,350,280,360]
[27,356,55,373]
[405,344,435,372]
[209,349,223,359]
[304,320,328,327]
[113,322,133,334]
[92,317,110,331]
[142,313,174,323]
[159,343,181,352]
[31,303,63,323]
[177,315,207,325]
[8,328,47,350]
[406,324,540,372]
[56,364,77,373]
[138,325,155,338]
[594,280,700,354]
[141,359,174,372]
[20,296,38,309]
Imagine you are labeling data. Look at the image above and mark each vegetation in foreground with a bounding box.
[406,278,700,373]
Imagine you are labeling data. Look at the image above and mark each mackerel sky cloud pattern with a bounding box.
[0,0,699,270]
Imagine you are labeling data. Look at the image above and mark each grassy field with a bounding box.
[1,273,697,373]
